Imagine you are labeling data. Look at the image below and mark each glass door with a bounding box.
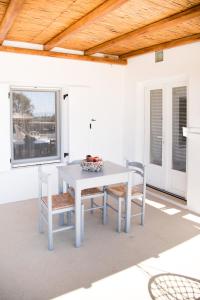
[167,85,187,197]
[145,83,187,198]
[145,87,166,190]
[172,86,187,173]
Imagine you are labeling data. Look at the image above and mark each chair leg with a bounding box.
[66,211,72,226]
[39,215,44,233]
[48,212,53,251]
[81,205,84,242]
[102,191,107,225]
[141,196,145,226]
[117,198,122,233]
[59,213,65,226]
[90,198,94,214]
[39,205,44,233]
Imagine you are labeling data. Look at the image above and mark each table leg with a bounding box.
[75,184,82,248]
[66,183,72,226]
[102,187,107,225]
[58,170,65,226]
[125,172,132,233]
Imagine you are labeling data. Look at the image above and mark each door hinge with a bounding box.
[63,94,68,100]
[8,92,10,98]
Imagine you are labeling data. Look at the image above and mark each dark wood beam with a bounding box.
[0,0,25,44]
[44,0,128,51]
[85,4,200,55]
[0,45,127,65]
[119,33,200,59]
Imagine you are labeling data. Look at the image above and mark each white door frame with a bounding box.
[144,78,188,197]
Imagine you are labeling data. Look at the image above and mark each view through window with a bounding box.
[11,89,60,165]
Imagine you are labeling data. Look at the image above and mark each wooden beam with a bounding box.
[0,45,127,65]
[85,4,200,55]
[119,33,200,59]
[0,0,25,44]
[44,0,128,51]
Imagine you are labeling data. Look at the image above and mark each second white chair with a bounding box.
[106,161,146,232]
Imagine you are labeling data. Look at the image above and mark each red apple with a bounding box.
[88,157,94,162]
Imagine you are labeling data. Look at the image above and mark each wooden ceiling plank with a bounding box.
[44,0,128,51]
[85,4,200,55]
[119,33,200,59]
[0,0,25,44]
[0,45,127,65]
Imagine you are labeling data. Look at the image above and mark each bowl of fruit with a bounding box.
[81,155,103,172]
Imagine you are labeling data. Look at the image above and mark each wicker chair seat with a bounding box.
[69,187,103,197]
[107,184,143,198]
[42,192,74,210]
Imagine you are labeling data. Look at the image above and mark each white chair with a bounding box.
[67,160,107,224]
[38,167,84,250]
[106,161,146,232]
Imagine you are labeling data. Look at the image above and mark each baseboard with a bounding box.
[147,184,186,202]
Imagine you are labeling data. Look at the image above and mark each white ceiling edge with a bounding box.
[2,40,119,59]
[92,53,119,59]
[3,40,43,50]
[2,41,84,56]
[51,47,84,55]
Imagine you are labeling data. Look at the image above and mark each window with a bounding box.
[11,88,60,166]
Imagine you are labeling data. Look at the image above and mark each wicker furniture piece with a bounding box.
[106,161,146,232]
[148,273,200,300]
[81,159,103,172]
[38,167,84,250]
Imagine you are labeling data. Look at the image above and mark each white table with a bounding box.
[57,161,132,247]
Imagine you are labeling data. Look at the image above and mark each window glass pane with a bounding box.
[150,89,163,166]
[12,90,59,163]
[172,86,187,172]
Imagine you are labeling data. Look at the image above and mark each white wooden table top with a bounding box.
[58,161,131,181]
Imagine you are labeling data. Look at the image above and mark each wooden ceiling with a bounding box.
[0,0,200,65]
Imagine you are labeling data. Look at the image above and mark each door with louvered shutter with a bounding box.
[145,87,165,190]
[172,86,187,172]
[145,83,187,198]
[168,85,187,197]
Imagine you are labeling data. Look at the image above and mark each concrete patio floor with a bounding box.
[0,192,200,300]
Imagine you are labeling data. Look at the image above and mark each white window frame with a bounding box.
[10,87,61,167]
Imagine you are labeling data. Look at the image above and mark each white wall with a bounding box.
[1,42,200,214]
[123,41,200,213]
[0,52,125,203]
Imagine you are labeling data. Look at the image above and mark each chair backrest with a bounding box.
[126,160,146,196]
[38,166,52,209]
[126,160,144,177]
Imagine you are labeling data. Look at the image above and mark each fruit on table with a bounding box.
[86,155,102,162]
